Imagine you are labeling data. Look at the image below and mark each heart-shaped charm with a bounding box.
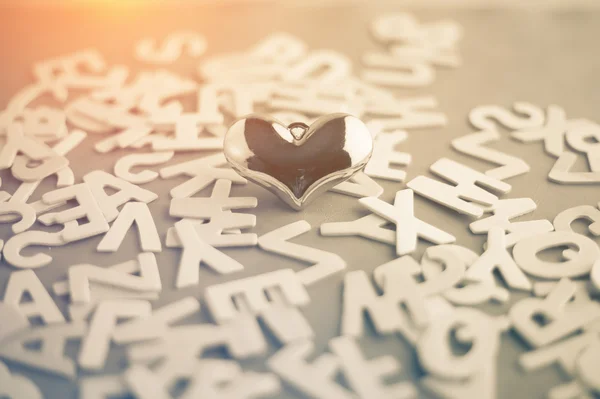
[224,113,373,210]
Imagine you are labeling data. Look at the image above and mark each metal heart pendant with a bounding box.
[224,113,374,210]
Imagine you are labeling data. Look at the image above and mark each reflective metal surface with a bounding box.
[224,113,374,210]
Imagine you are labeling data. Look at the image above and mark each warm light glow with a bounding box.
[40,0,225,5]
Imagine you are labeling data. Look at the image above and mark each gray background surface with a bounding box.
[0,3,599,399]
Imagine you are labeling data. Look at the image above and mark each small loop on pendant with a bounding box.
[288,122,310,140]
